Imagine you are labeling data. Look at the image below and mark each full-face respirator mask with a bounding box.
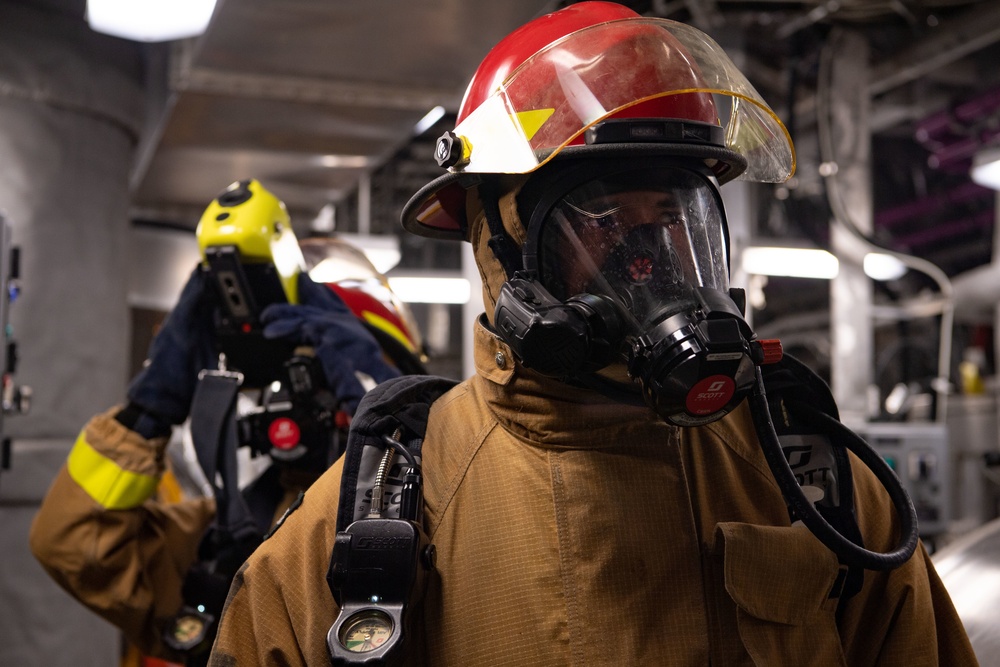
[493,158,782,426]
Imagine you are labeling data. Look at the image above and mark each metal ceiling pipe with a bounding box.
[791,1,1000,123]
[893,209,994,249]
[875,181,993,229]
[869,0,1000,97]
[924,126,1000,169]
[914,87,1000,146]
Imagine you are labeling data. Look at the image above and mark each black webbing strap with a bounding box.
[479,177,522,281]
[189,370,259,544]
[336,374,459,532]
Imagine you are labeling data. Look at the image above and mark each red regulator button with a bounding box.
[685,375,736,416]
[268,417,301,450]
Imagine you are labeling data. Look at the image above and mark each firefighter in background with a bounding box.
[208,5,976,666]
[29,180,425,666]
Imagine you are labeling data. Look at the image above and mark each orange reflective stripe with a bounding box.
[66,431,158,509]
[156,467,185,504]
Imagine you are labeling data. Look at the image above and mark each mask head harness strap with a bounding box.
[478,176,522,282]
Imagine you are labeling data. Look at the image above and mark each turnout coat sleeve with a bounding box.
[836,455,978,665]
[209,455,346,666]
[29,406,216,660]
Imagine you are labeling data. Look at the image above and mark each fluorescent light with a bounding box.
[971,147,1000,190]
[864,253,907,281]
[741,246,840,279]
[414,106,446,136]
[387,274,471,304]
[87,0,217,42]
[314,155,375,169]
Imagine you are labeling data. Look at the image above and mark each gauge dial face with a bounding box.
[171,613,206,645]
[340,610,394,653]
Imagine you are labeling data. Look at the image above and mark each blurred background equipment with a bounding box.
[0,212,30,489]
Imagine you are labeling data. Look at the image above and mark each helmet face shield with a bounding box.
[450,18,794,182]
[534,167,729,338]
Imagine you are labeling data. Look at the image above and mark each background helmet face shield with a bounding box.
[536,167,729,339]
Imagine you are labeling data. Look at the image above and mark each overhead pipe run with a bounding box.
[875,181,993,230]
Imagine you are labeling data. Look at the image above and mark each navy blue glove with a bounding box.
[260,273,401,414]
[125,268,218,432]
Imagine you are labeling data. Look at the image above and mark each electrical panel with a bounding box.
[855,422,951,538]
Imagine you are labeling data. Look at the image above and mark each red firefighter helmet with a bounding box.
[402,1,794,240]
[299,237,426,375]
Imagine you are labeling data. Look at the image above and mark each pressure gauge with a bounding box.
[162,606,215,654]
[328,603,404,665]
[339,610,394,653]
[326,517,435,665]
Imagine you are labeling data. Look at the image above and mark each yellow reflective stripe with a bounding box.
[363,311,417,353]
[66,432,158,510]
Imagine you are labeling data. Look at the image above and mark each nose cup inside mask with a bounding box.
[598,224,699,331]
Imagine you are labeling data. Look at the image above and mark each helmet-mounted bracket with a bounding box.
[584,118,726,148]
[435,131,471,170]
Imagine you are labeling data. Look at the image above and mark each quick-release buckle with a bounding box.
[198,353,245,386]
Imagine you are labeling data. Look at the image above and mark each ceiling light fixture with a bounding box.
[386,273,471,304]
[86,0,218,42]
[742,246,910,282]
[741,246,840,279]
[414,106,446,136]
[971,146,1000,190]
[863,253,908,281]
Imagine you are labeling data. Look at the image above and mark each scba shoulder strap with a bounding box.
[327,374,458,665]
[336,374,460,531]
[164,372,281,663]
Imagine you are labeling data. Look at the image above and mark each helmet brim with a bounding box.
[400,142,747,241]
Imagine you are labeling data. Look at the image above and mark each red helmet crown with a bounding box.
[402,1,794,241]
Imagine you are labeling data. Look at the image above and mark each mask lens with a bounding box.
[538,168,728,330]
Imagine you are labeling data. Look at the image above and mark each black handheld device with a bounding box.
[196,179,306,387]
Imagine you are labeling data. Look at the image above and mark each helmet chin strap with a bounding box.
[479,177,522,281]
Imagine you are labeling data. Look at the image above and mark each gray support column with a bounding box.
[712,29,755,327]
[826,29,874,426]
[0,3,143,665]
[722,180,754,328]
[994,191,1000,385]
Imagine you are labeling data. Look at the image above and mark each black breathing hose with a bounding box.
[748,368,919,571]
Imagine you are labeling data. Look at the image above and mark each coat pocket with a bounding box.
[713,522,848,667]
